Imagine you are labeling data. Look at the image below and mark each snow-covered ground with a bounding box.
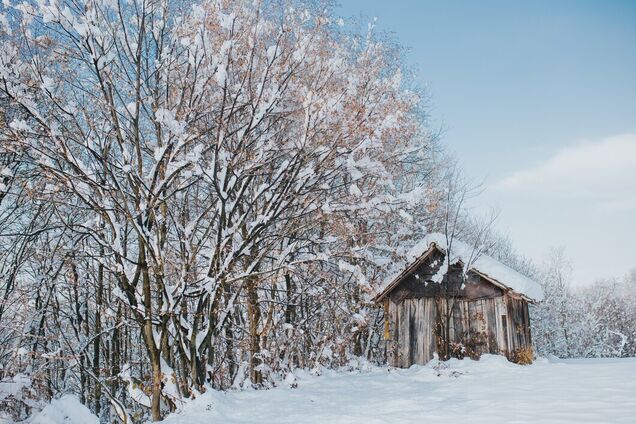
[11,355,635,423]
[161,356,636,424]
[29,395,99,424]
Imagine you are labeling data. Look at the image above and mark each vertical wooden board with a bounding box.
[411,299,418,365]
[383,299,390,340]
[419,298,426,363]
[447,301,454,343]
[395,301,402,367]
[399,300,411,367]
[417,298,427,364]
[524,302,532,347]
[511,298,519,348]
[461,301,468,343]
[449,301,458,343]
[398,300,408,367]
[496,297,508,355]
[501,314,508,356]
[414,299,420,363]
[405,300,412,367]
[424,298,431,362]
[392,299,399,343]
[432,298,438,361]
[425,298,433,362]
[387,301,397,366]
[467,301,476,355]
[458,300,468,341]
[411,299,420,364]
[509,297,517,349]
[408,299,418,364]
[468,301,478,334]
[421,299,426,363]
[518,300,524,347]
[505,295,516,351]
[417,298,425,363]
[409,299,417,365]
[479,300,487,355]
[452,300,461,340]
[414,299,422,364]
[481,299,489,352]
[385,301,391,365]
[468,299,488,356]
[511,296,520,351]
[440,298,449,357]
[405,300,412,366]
[507,296,524,351]
[461,301,470,349]
[388,301,395,341]
[518,300,525,347]
[485,299,498,353]
[459,301,467,349]
[420,298,429,364]
[513,298,523,348]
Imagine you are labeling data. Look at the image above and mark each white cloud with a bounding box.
[492,134,636,210]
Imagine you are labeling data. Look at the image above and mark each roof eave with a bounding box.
[469,268,539,303]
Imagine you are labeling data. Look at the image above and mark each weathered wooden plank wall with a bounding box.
[386,291,532,367]
[505,295,532,352]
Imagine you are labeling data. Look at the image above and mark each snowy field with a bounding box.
[160,355,636,424]
[19,355,636,423]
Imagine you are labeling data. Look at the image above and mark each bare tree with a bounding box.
[432,168,497,360]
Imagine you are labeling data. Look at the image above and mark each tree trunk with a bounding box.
[246,278,262,386]
[93,255,104,415]
[143,320,163,422]
[140,246,162,421]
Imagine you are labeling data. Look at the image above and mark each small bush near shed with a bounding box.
[511,347,534,365]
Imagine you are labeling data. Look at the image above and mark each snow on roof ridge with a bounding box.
[379,232,544,302]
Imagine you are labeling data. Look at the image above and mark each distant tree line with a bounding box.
[531,251,636,359]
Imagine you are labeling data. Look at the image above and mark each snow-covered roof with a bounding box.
[377,233,544,302]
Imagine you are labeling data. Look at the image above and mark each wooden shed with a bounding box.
[376,234,543,367]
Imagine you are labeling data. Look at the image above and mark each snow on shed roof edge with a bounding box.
[377,233,544,302]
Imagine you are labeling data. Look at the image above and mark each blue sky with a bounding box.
[337,1,636,285]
